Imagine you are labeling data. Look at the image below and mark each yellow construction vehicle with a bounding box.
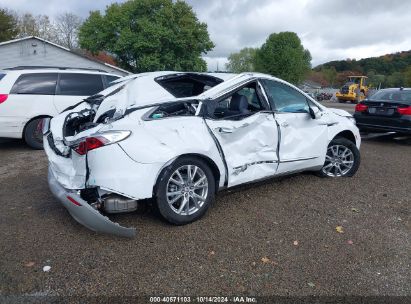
[336,76,369,103]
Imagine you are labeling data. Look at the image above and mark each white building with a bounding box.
[0,36,130,76]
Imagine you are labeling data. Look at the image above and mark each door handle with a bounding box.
[281,122,289,128]
[216,127,234,134]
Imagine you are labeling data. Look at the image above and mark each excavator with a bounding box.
[336,76,369,103]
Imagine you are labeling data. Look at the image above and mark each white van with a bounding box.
[0,67,120,148]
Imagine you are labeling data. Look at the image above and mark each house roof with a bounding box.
[0,36,131,75]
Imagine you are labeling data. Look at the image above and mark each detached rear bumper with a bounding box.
[48,167,136,238]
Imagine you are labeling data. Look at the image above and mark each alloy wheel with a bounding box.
[166,165,208,216]
[322,144,354,177]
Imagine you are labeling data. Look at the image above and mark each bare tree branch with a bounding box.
[56,12,82,49]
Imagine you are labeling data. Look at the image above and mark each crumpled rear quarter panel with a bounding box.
[44,139,87,189]
[86,143,164,200]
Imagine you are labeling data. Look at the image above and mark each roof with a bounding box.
[0,36,131,75]
[348,76,367,78]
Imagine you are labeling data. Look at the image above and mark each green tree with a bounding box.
[404,66,411,87]
[366,70,385,88]
[254,32,311,84]
[226,47,257,73]
[79,0,214,72]
[386,72,404,87]
[0,8,18,42]
[321,67,337,87]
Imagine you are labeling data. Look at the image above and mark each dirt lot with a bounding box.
[0,102,410,300]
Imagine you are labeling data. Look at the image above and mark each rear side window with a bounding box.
[10,73,58,95]
[370,90,411,104]
[58,73,104,96]
[0,73,6,81]
[105,75,120,87]
[156,74,224,98]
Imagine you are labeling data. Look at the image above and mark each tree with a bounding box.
[367,70,385,88]
[386,72,404,87]
[0,8,18,42]
[79,0,214,72]
[225,47,257,73]
[56,12,82,49]
[307,70,328,87]
[404,66,411,87]
[335,70,360,87]
[321,67,337,87]
[17,13,57,42]
[254,32,311,84]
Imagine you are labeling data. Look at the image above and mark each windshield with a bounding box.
[348,77,360,84]
[370,90,411,104]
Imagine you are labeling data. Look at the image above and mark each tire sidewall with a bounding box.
[156,157,216,225]
[24,118,44,150]
[319,137,360,177]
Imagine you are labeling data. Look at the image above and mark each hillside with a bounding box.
[315,50,411,75]
[310,51,411,88]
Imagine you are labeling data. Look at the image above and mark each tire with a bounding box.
[317,137,360,177]
[338,99,345,103]
[155,156,216,225]
[24,118,45,149]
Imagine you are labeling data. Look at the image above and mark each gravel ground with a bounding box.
[0,103,410,300]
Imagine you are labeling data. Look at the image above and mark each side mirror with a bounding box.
[309,107,322,119]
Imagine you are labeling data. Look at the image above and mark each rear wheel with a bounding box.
[24,118,45,149]
[317,138,360,177]
[155,157,215,225]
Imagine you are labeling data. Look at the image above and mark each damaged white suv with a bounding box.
[43,72,361,237]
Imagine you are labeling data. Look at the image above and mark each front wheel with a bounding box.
[155,157,215,225]
[317,138,360,177]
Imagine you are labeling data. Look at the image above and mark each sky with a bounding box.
[1,0,411,71]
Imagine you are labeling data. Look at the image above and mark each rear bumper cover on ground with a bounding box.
[48,166,136,238]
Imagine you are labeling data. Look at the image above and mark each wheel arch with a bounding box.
[333,130,356,144]
[153,153,222,196]
[22,115,52,138]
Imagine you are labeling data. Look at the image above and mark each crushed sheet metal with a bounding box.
[48,167,136,238]
[233,160,278,175]
[206,112,279,187]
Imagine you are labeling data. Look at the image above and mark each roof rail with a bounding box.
[4,66,108,73]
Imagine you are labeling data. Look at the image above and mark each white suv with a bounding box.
[0,67,120,149]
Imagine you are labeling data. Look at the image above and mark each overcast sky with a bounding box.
[2,0,411,71]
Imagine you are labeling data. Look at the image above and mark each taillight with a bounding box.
[0,94,8,104]
[355,103,368,112]
[73,131,131,155]
[397,106,411,116]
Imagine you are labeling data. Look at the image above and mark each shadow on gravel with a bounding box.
[0,138,31,151]
[361,133,411,146]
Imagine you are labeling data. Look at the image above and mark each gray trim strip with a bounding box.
[280,156,318,163]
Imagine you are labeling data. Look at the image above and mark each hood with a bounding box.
[328,108,353,117]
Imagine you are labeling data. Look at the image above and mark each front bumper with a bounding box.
[48,167,136,238]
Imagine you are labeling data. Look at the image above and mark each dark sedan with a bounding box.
[354,88,411,134]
